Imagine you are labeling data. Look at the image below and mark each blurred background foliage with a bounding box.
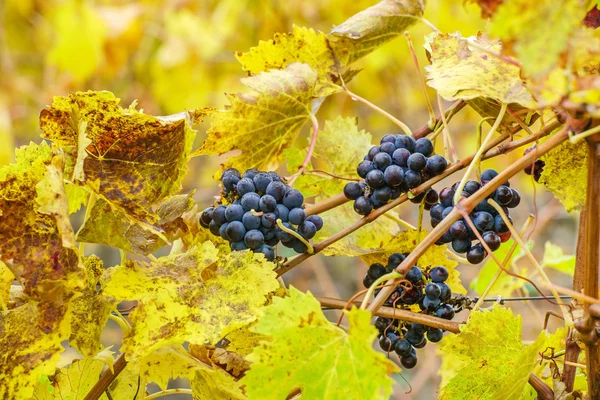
[0,0,578,398]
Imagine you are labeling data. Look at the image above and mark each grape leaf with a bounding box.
[39,91,197,224]
[314,202,401,257]
[104,362,147,400]
[76,192,195,255]
[69,256,117,357]
[177,204,231,254]
[328,0,425,65]
[138,344,244,399]
[0,143,84,331]
[539,138,587,212]
[242,287,398,399]
[285,116,372,199]
[189,344,250,378]
[466,98,537,134]
[236,25,336,88]
[65,183,89,214]
[0,261,13,310]
[439,305,561,400]
[101,243,278,361]
[0,302,70,399]
[361,229,467,294]
[424,32,535,108]
[32,357,105,400]
[542,242,575,276]
[221,322,267,357]
[195,63,334,176]
[471,240,527,297]
[489,0,586,77]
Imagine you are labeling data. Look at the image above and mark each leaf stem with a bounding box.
[472,214,534,311]
[359,272,401,309]
[405,31,436,128]
[288,113,319,186]
[414,100,466,139]
[83,353,128,400]
[453,103,507,205]
[143,389,194,400]
[436,94,457,163]
[305,169,360,181]
[276,218,314,254]
[568,123,600,144]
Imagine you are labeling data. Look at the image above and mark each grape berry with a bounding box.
[429,169,519,264]
[365,253,456,369]
[523,144,545,182]
[344,135,448,215]
[199,168,323,261]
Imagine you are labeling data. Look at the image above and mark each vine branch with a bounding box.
[84,353,128,400]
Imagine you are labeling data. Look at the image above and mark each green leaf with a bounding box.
[328,0,425,65]
[542,242,576,276]
[286,116,372,199]
[77,192,196,255]
[0,302,70,399]
[32,357,105,400]
[101,243,279,361]
[471,240,527,297]
[39,91,197,224]
[489,0,586,77]
[242,287,399,399]
[0,143,85,331]
[539,138,588,212]
[425,32,535,108]
[69,256,117,357]
[361,229,467,294]
[196,63,335,176]
[439,305,563,400]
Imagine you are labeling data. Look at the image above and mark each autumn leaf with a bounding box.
[285,116,372,199]
[361,229,467,294]
[328,0,425,65]
[542,242,576,276]
[0,302,70,399]
[539,138,588,212]
[0,262,13,311]
[101,243,278,361]
[77,192,196,255]
[221,322,267,357]
[69,256,117,357]
[439,305,564,400]
[32,357,106,400]
[39,91,197,224]
[242,287,398,399]
[425,32,535,108]
[0,143,84,331]
[195,63,333,176]
[489,0,586,77]
[236,25,336,90]
[189,344,250,378]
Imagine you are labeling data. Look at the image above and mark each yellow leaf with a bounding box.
[287,116,372,199]
[236,25,336,89]
[242,287,399,399]
[105,362,147,399]
[328,0,425,65]
[196,63,331,176]
[221,322,268,357]
[425,32,535,107]
[0,302,70,399]
[69,256,117,357]
[539,137,588,212]
[101,244,278,361]
[361,229,467,294]
[0,261,14,311]
[32,357,105,400]
[65,183,89,215]
[46,0,107,83]
[39,91,197,224]
[0,143,84,331]
[77,192,195,255]
[489,0,586,77]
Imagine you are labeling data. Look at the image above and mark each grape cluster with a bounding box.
[429,169,520,264]
[364,254,455,369]
[523,144,545,182]
[343,135,449,216]
[199,168,323,261]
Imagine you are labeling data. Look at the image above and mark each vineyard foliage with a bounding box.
[0,0,598,399]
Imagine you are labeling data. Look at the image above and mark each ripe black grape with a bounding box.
[353,196,373,215]
[201,168,324,260]
[343,182,363,200]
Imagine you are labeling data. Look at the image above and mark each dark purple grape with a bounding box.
[467,243,486,264]
[276,222,294,242]
[266,181,286,202]
[256,244,275,261]
[507,189,521,208]
[288,208,306,225]
[449,220,468,239]
[236,178,255,196]
[464,180,481,195]
[407,153,427,172]
[387,253,405,270]
[436,229,454,244]
[395,135,416,152]
[354,196,373,215]
[275,204,289,222]
[244,229,264,249]
[199,207,214,228]
[212,205,227,225]
[219,222,230,240]
[494,214,510,233]
[368,263,387,280]
[372,152,392,170]
[493,185,513,206]
[283,189,304,209]
[430,266,449,283]
[375,316,392,333]
[439,283,451,302]
[380,141,396,155]
[357,160,375,178]
[230,241,248,251]
[298,221,316,239]
[472,211,494,232]
[261,212,277,228]
[253,172,273,193]
[425,189,439,205]
[430,203,444,220]
[366,169,385,188]
[400,354,418,369]
[441,206,453,219]
[482,231,501,251]
[379,335,395,352]
[241,193,260,212]
[226,221,246,242]
[242,168,259,180]
[452,238,472,253]
[404,170,421,188]
[392,148,411,167]
[242,211,261,230]
[405,266,423,283]
[383,165,404,187]
[373,187,391,203]
[225,204,244,222]
[439,187,455,207]
[436,304,455,320]
[427,328,444,343]
[380,134,397,144]
[414,138,434,156]
[425,155,447,175]
[222,174,240,191]
[343,182,363,200]
[259,195,277,213]
[367,146,380,160]
[423,296,441,311]
[209,220,221,236]
[305,215,323,231]
[394,339,412,357]
[480,169,499,184]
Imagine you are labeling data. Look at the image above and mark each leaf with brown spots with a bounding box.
[39,91,197,224]
[189,344,250,378]
[194,63,337,177]
[32,357,106,400]
[76,192,196,255]
[100,243,278,362]
[242,287,399,399]
[0,143,85,332]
